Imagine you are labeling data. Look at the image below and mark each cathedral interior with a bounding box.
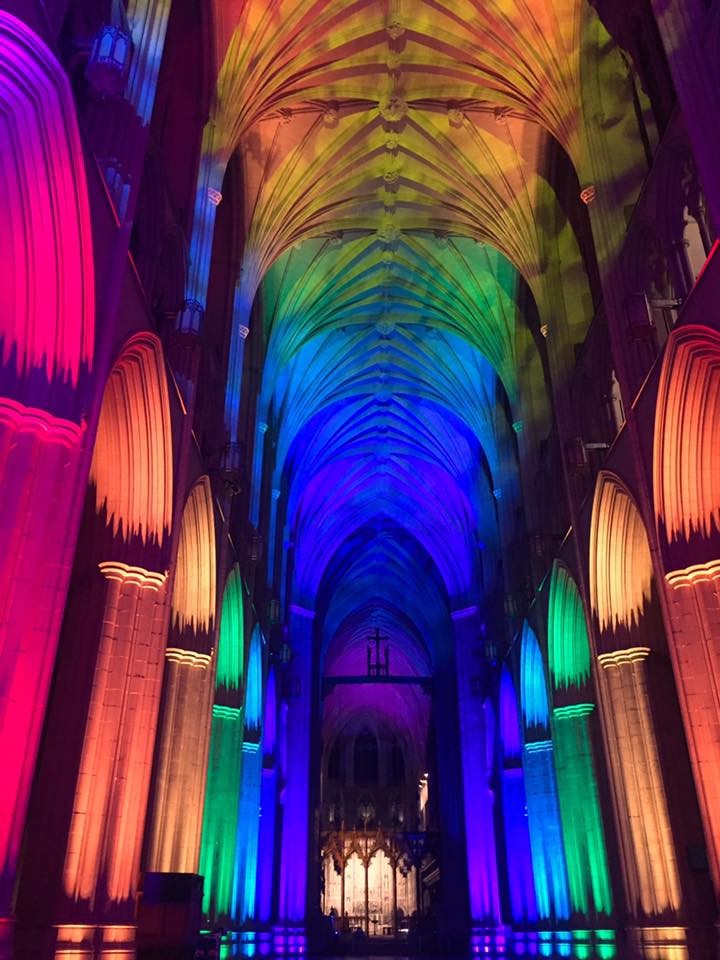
[2,0,720,958]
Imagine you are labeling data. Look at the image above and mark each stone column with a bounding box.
[391,861,398,935]
[145,647,215,873]
[596,648,682,923]
[0,404,86,935]
[256,764,279,923]
[664,562,720,898]
[451,606,500,929]
[63,563,168,906]
[277,604,315,927]
[552,704,613,918]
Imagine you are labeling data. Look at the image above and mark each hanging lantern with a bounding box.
[86,24,132,97]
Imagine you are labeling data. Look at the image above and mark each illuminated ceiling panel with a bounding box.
[206,0,649,711]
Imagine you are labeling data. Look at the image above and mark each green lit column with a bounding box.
[199,567,246,921]
[200,705,244,919]
[552,704,612,918]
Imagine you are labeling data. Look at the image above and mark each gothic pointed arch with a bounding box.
[89,332,174,562]
[215,564,245,692]
[519,622,550,733]
[654,324,720,570]
[0,12,94,416]
[547,562,592,691]
[589,472,654,648]
[171,476,217,642]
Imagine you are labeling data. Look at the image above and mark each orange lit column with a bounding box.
[63,563,168,909]
[0,402,86,926]
[664,562,720,897]
[596,648,683,932]
[145,648,215,873]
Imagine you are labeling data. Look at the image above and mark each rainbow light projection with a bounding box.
[500,666,537,923]
[234,626,264,922]
[200,567,245,920]
[0,0,662,945]
[197,4,651,936]
[520,624,570,921]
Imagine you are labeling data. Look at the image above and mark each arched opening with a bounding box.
[320,707,429,939]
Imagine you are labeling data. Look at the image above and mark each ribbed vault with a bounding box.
[205,0,651,730]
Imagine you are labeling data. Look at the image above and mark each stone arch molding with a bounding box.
[654,324,720,571]
[0,12,94,416]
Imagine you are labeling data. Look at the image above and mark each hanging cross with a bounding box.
[367,626,390,677]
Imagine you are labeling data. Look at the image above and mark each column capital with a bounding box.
[165,647,212,668]
[98,561,166,591]
[553,703,595,721]
[666,557,720,588]
[524,739,553,754]
[0,397,85,445]
[597,646,650,669]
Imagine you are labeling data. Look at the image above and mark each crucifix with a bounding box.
[367,626,390,677]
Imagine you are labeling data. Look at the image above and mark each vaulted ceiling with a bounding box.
[207,0,649,742]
